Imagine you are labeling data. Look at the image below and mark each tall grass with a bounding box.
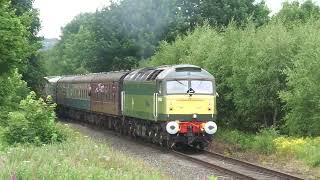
[0,124,164,179]
[216,128,320,167]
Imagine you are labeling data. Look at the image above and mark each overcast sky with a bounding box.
[34,0,319,39]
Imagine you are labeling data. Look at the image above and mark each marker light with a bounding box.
[204,121,217,135]
[166,121,179,134]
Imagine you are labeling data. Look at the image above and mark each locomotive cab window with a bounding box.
[191,80,213,94]
[166,80,188,94]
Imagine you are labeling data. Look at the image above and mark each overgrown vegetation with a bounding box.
[3,92,64,145]
[0,0,62,145]
[0,124,163,179]
[216,128,320,167]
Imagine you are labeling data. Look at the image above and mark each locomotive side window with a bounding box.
[191,80,213,94]
[166,80,188,94]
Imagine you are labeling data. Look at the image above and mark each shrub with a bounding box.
[252,128,278,154]
[216,128,278,154]
[3,92,65,145]
[0,70,29,126]
[216,129,255,150]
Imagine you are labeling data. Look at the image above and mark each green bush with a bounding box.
[3,92,65,145]
[279,20,320,136]
[252,128,278,154]
[216,129,254,150]
[0,70,29,126]
[216,128,278,154]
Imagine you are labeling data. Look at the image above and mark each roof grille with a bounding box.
[146,70,164,81]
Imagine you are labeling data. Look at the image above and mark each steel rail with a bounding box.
[172,150,255,180]
[171,149,304,180]
[202,150,304,180]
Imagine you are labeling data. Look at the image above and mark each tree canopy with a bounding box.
[0,1,30,75]
[42,0,270,75]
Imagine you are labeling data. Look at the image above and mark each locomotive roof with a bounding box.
[50,64,213,84]
[124,64,214,82]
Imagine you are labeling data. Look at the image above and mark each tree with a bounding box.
[280,20,320,136]
[43,0,178,74]
[10,0,44,93]
[166,0,270,40]
[200,0,270,27]
[0,0,30,75]
[274,0,320,24]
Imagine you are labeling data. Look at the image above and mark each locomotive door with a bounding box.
[153,81,161,120]
[153,92,158,120]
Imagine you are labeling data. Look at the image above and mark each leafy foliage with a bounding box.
[216,128,278,154]
[11,0,45,93]
[274,0,320,24]
[42,0,270,75]
[280,20,320,137]
[0,1,30,75]
[3,92,64,145]
[217,128,320,166]
[176,0,270,28]
[0,70,29,126]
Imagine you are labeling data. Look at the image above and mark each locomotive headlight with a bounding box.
[193,114,197,119]
[204,121,217,135]
[166,121,179,135]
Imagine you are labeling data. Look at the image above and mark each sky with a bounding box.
[34,0,110,39]
[34,0,319,39]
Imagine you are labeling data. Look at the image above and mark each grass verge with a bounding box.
[0,124,164,179]
[215,128,320,167]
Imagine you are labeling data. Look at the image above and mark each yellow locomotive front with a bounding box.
[155,65,218,148]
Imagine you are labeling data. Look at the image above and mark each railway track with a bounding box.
[171,149,304,180]
[65,120,305,180]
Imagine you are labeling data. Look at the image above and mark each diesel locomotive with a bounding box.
[45,64,218,149]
